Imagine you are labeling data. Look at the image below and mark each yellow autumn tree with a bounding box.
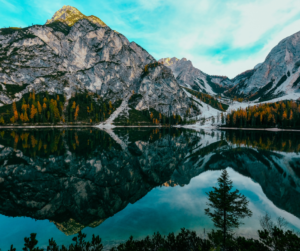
[289,110,293,120]
[30,105,38,119]
[233,113,237,125]
[14,110,18,121]
[282,111,288,120]
[12,102,17,112]
[24,111,29,122]
[37,101,42,114]
[74,105,79,121]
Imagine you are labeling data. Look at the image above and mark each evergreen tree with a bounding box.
[205,169,252,251]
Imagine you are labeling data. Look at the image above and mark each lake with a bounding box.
[0,128,300,250]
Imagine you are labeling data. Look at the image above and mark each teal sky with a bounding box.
[1,0,300,78]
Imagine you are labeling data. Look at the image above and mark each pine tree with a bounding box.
[205,170,252,250]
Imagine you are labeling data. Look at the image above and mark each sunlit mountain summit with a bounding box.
[46,5,106,27]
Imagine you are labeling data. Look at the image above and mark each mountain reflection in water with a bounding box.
[0,128,299,247]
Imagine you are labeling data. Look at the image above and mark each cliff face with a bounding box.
[0,6,194,117]
[136,64,192,115]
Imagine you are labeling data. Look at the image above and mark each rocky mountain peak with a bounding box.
[46,5,106,27]
[159,57,180,66]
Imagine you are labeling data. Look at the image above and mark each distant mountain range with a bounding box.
[160,36,300,101]
[0,5,300,124]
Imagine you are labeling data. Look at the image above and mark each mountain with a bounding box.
[227,31,300,101]
[159,57,234,96]
[161,31,300,102]
[0,6,197,123]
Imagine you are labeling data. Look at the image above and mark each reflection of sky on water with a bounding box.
[2,168,300,250]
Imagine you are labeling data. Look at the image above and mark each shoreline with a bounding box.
[218,127,300,132]
[0,125,94,128]
[0,125,172,129]
[1,124,300,132]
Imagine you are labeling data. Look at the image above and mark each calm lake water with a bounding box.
[0,128,300,250]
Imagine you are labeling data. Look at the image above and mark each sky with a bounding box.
[1,0,300,78]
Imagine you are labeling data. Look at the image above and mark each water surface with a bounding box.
[0,128,299,250]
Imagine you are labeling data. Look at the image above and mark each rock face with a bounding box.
[159,57,234,95]
[136,64,192,115]
[228,31,300,100]
[0,6,194,117]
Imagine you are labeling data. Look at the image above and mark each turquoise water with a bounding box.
[0,128,299,250]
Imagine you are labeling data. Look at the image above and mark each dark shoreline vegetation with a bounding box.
[5,170,300,251]
[6,226,300,251]
[0,90,196,126]
[225,100,300,129]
